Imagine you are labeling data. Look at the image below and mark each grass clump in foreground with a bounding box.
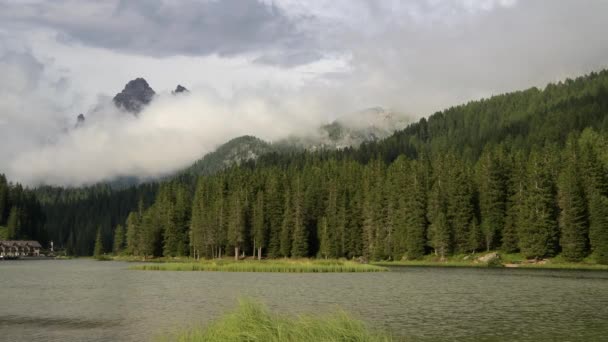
[132,259,388,273]
[159,300,393,342]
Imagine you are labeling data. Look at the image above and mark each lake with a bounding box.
[1,259,607,341]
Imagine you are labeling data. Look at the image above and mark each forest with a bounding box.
[7,70,608,264]
[0,174,46,242]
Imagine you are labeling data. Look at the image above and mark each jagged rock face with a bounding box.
[173,85,189,94]
[113,78,155,114]
[75,113,85,127]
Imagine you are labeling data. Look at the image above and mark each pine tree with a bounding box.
[428,212,450,259]
[404,160,428,260]
[93,227,104,257]
[502,152,525,253]
[265,173,284,258]
[557,142,589,261]
[477,147,508,251]
[468,217,482,253]
[125,211,140,255]
[518,150,558,259]
[189,177,206,259]
[279,188,292,257]
[291,178,308,258]
[252,191,266,260]
[0,175,8,225]
[113,224,125,254]
[317,216,330,259]
[447,156,474,254]
[227,190,245,260]
[6,206,20,240]
[589,194,608,264]
[427,157,451,258]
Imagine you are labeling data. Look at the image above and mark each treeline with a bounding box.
[36,183,158,255]
[112,129,608,263]
[0,175,47,242]
[39,70,608,261]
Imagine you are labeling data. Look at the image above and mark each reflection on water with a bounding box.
[0,259,607,342]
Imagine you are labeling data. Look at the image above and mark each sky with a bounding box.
[1,0,607,186]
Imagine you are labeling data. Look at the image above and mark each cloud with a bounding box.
[5,86,331,187]
[1,0,608,186]
[0,0,316,64]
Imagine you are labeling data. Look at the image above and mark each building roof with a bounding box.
[0,240,42,248]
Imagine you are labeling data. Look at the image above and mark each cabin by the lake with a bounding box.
[0,240,42,258]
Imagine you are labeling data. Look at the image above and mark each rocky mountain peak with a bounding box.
[112,78,155,114]
[75,113,85,128]
[173,84,189,94]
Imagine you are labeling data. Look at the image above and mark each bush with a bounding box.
[160,300,393,342]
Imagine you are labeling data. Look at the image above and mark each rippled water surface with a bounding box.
[1,259,607,341]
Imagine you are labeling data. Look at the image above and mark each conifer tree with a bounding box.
[291,178,308,258]
[189,177,206,259]
[113,224,125,254]
[0,175,8,225]
[227,190,245,260]
[404,160,428,259]
[125,211,140,255]
[279,188,292,257]
[557,142,589,261]
[266,173,284,258]
[93,227,104,257]
[6,206,20,240]
[502,151,525,253]
[317,216,330,259]
[588,193,608,264]
[518,150,558,259]
[477,147,508,251]
[428,212,450,259]
[252,191,266,260]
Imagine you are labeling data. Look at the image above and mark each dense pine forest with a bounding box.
[11,70,608,264]
[0,174,46,242]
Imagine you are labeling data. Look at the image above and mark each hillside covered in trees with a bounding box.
[27,70,608,263]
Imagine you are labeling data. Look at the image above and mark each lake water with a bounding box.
[1,259,607,341]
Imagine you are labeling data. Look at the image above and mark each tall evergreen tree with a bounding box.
[113,224,125,254]
[518,150,559,259]
[588,193,608,264]
[557,141,589,261]
[93,227,104,257]
[291,178,308,258]
[252,191,266,260]
[6,206,20,240]
[125,212,140,255]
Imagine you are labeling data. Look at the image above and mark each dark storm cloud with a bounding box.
[0,0,316,63]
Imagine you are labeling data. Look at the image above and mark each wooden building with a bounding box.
[0,240,42,257]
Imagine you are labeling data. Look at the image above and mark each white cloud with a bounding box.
[1,0,608,186]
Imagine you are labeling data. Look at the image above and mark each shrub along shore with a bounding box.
[131,258,388,273]
[158,300,393,342]
[373,252,608,270]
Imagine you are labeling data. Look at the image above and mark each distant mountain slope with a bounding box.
[35,69,608,256]
[342,70,608,164]
[181,136,274,177]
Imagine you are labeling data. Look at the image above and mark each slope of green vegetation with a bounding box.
[158,300,393,342]
[133,259,387,273]
[27,70,608,265]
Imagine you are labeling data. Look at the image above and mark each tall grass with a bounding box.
[159,300,393,342]
[132,259,388,273]
[374,252,608,270]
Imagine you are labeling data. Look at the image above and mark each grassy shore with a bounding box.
[158,300,392,342]
[373,252,608,270]
[131,259,388,273]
